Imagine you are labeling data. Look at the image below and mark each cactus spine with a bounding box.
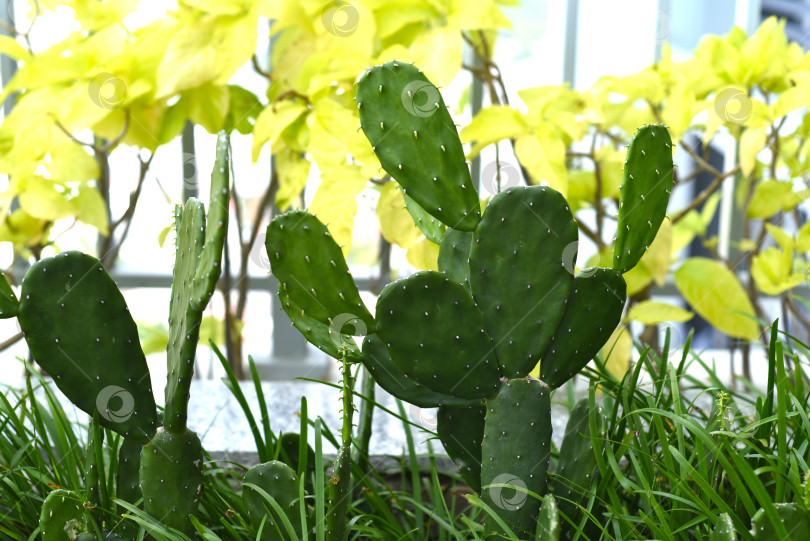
[19,132,231,537]
[266,61,674,536]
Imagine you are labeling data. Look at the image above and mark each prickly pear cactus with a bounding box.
[357,61,481,231]
[470,186,578,378]
[266,61,675,537]
[376,271,501,400]
[613,124,674,273]
[536,494,560,541]
[437,405,486,492]
[266,210,374,334]
[18,251,157,444]
[39,489,85,541]
[243,461,301,541]
[139,429,204,535]
[750,503,810,540]
[164,131,230,435]
[711,512,736,541]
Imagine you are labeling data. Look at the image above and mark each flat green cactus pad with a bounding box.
[711,512,736,541]
[361,334,476,407]
[243,460,301,541]
[139,429,204,536]
[469,186,578,378]
[536,494,560,541]
[39,489,85,541]
[750,503,808,540]
[613,124,674,273]
[481,377,552,536]
[376,271,501,400]
[278,283,361,362]
[404,192,446,244]
[437,404,485,492]
[539,268,626,388]
[19,252,157,444]
[438,228,472,290]
[266,210,374,333]
[357,61,481,231]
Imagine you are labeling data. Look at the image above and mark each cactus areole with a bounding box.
[265,61,674,535]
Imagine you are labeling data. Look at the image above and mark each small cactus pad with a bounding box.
[750,503,809,540]
[139,428,204,536]
[0,272,18,318]
[403,192,446,244]
[553,399,605,534]
[266,210,374,333]
[481,377,552,536]
[278,283,361,362]
[539,268,626,388]
[357,61,481,231]
[18,252,157,444]
[469,186,578,378]
[40,489,85,541]
[164,133,230,435]
[711,512,736,541]
[361,334,476,407]
[437,404,486,492]
[243,460,301,541]
[613,124,674,273]
[376,271,501,400]
[116,436,143,505]
[438,228,472,289]
[536,494,560,541]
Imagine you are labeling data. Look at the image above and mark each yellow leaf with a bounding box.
[798,221,810,252]
[18,177,76,222]
[674,257,759,340]
[765,223,794,250]
[449,0,512,30]
[773,84,810,118]
[72,186,109,236]
[186,83,230,134]
[405,238,440,271]
[623,220,672,295]
[661,83,696,142]
[308,162,367,256]
[158,223,173,248]
[156,12,257,98]
[628,300,693,324]
[377,183,422,249]
[751,247,805,295]
[406,25,463,88]
[460,105,528,158]
[514,133,567,197]
[671,192,721,255]
[601,326,632,379]
[739,126,767,177]
[275,148,311,211]
[747,180,795,218]
[0,36,31,61]
[251,101,309,163]
[182,0,252,15]
[46,141,99,184]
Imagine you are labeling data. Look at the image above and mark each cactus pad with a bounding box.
[539,268,627,388]
[0,272,17,318]
[711,512,736,541]
[164,131,230,435]
[437,404,485,492]
[18,252,157,444]
[750,503,809,540]
[278,283,361,362]
[266,210,374,333]
[361,334,475,407]
[438,228,472,290]
[403,192,446,244]
[613,124,674,273]
[357,61,481,231]
[116,436,142,505]
[376,271,501,400]
[469,186,578,378]
[537,494,560,541]
[481,377,552,535]
[139,428,204,536]
[243,460,301,541]
[40,489,85,541]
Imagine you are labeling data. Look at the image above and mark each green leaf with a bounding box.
[674,257,759,340]
[224,85,261,134]
[627,300,693,324]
